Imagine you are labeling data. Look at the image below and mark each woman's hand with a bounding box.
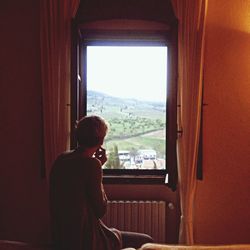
[94,147,107,165]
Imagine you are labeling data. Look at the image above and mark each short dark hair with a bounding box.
[76,115,108,148]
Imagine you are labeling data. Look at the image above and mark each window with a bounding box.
[71,21,178,183]
[87,45,167,171]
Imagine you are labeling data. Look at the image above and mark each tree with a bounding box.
[113,144,120,168]
[105,144,121,169]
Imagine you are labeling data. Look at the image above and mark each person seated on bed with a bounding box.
[49,115,153,250]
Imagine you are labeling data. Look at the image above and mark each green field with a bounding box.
[104,131,165,158]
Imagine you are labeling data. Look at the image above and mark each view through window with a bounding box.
[86,46,168,170]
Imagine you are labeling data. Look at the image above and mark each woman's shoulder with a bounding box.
[53,151,102,173]
[80,157,102,170]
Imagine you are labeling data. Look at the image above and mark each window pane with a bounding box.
[86,46,167,170]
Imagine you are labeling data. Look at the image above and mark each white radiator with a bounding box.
[102,200,166,243]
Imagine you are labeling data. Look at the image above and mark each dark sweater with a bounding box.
[49,150,121,250]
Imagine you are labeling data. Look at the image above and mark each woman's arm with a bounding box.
[86,159,107,218]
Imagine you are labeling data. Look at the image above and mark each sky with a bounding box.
[87,46,168,103]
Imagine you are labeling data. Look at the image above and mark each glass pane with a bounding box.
[86,46,167,170]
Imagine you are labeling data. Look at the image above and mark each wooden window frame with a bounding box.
[71,24,178,185]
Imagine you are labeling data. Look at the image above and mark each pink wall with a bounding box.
[0,0,50,244]
[194,0,250,244]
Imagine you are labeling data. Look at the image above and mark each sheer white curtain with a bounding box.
[171,0,208,244]
[40,0,80,178]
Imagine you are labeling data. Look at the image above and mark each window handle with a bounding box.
[177,128,183,137]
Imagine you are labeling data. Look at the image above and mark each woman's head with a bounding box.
[76,115,108,148]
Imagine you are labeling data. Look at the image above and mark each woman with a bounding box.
[50,115,153,250]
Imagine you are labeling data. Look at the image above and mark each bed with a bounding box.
[139,243,250,250]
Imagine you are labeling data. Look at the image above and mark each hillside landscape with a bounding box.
[87,90,166,169]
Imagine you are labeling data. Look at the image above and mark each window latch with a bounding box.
[78,74,81,82]
[177,129,183,138]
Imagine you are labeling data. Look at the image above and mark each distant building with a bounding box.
[118,150,131,162]
[137,149,157,160]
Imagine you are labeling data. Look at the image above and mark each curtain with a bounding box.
[40,0,80,178]
[171,0,208,244]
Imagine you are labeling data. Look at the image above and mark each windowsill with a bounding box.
[103,175,166,185]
